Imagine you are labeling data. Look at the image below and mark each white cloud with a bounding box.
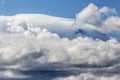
[0,70,29,79]
[53,73,120,80]
[74,3,119,32]
[0,8,119,71]
[103,16,120,32]
[0,3,119,79]
[0,30,120,70]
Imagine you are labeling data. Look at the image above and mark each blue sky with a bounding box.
[0,0,120,18]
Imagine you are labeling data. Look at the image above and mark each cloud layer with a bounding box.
[0,19,119,79]
[54,73,120,80]
[0,3,119,80]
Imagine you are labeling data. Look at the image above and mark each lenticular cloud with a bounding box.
[0,3,120,80]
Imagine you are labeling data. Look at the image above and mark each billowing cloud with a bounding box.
[53,73,120,80]
[0,25,120,70]
[74,3,120,32]
[0,70,29,79]
[0,3,119,79]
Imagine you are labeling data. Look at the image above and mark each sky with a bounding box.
[0,0,120,18]
[0,1,120,79]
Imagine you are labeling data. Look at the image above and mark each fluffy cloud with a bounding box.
[0,70,28,79]
[53,73,120,80]
[103,16,120,32]
[74,3,120,32]
[0,3,119,79]
[0,29,120,70]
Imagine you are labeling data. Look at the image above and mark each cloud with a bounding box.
[0,70,29,79]
[0,6,119,70]
[53,73,120,80]
[74,3,120,32]
[103,16,120,32]
[0,3,119,79]
[0,27,120,70]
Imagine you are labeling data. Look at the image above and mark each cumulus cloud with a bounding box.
[53,73,120,80]
[74,3,120,32]
[0,3,119,79]
[0,70,29,79]
[103,16,120,32]
[0,7,119,69]
[0,28,120,70]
